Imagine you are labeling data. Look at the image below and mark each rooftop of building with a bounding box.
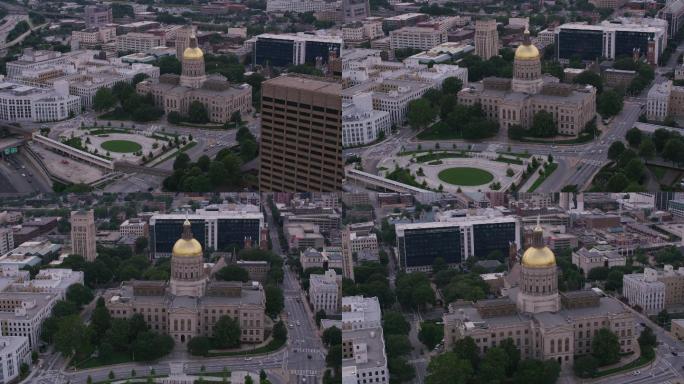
[342,327,387,370]
[0,292,57,320]
[263,74,341,96]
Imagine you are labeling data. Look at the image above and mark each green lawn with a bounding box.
[415,152,468,163]
[528,163,559,192]
[70,350,132,369]
[417,121,463,140]
[101,140,142,153]
[206,336,286,357]
[438,167,494,186]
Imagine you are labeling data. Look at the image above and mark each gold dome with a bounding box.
[172,219,202,257]
[183,34,203,60]
[521,220,555,268]
[183,47,204,60]
[521,245,556,268]
[515,29,539,60]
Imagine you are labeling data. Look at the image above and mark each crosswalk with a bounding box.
[290,369,319,376]
[294,348,320,354]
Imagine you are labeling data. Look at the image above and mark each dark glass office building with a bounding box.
[150,213,264,258]
[216,218,263,251]
[397,225,461,271]
[556,28,604,61]
[253,34,342,68]
[151,218,207,256]
[254,37,294,67]
[614,30,651,59]
[304,41,341,64]
[472,221,517,259]
[396,218,519,272]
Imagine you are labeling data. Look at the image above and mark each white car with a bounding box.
[632,370,641,376]
[244,357,252,361]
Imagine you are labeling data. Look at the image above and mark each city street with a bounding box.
[265,202,327,384]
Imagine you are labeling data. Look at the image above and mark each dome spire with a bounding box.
[531,215,544,248]
[182,218,193,240]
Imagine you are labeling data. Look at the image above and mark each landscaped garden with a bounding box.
[100,140,142,153]
[437,167,494,186]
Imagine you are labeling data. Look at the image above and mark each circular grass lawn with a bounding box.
[100,140,142,153]
[437,167,494,186]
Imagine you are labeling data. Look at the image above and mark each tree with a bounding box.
[326,344,342,372]
[626,127,642,148]
[156,56,182,75]
[574,355,598,378]
[592,328,620,366]
[407,98,436,130]
[128,313,148,340]
[418,322,443,350]
[426,352,473,384]
[135,237,149,255]
[500,338,521,376]
[587,266,610,281]
[573,71,603,93]
[215,266,249,282]
[638,326,657,348]
[105,318,130,352]
[513,359,560,384]
[442,77,463,95]
[131,332,174,361]
[213,316,241,349]
[657,309,671,326]
[383,311,410,335]
[91,298,111,342]
[315,309,327,327]
[188,101,210,124]
[597,90,623,117]
[65,284,93,308]
[386,334,412,358]
[479,347,508,383]
[322,326,341,347]
[624,158,645,182]
[453,336,480,369]
[607,141,626,161]
[188,336,211,356]
[55,315,92,358]
[638,137,655,160]
[173,153,191,171]
[529,111,557,138]
[606,172,629,192]
[265,285,284,319]
[605,268,624,291]
[388,357,416,383]
[272,321,287,341]
[132,73,150,86]
[208,160,228,187]
[52,300,78,318]
[93,88,117,111]
[663,138,684,165]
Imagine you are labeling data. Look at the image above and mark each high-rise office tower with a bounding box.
[175,25,198,59]
[342,0,370,23]
[259,75,343,192]
[84,5,112,29]
[475,19,499,60]
[70,210,97,261]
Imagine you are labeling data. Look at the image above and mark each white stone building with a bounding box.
[342,92,391,147]
[308,269,341,315]
[390,27,447,51]
[647,81,673,121]
[623,268,666,315]
[342,295,381,331]
[119,218,149,238]
[0,292,58,350]
[0,336,30,384]
[116,33,165,53]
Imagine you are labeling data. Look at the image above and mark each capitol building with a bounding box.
[443,221,635,369]
[105,220,267,345]
[137,34,253,124]
[458,30,596,137]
